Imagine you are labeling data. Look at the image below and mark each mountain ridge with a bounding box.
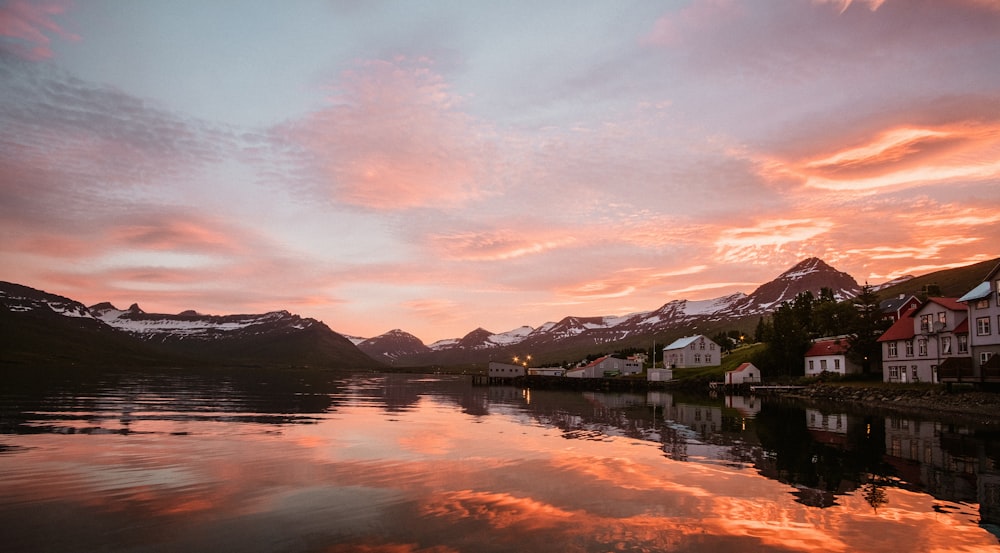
[358,257,863,365]
[1,282,380,370]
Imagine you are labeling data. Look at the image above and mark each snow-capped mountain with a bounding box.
[359,258,862,366]
[89,302,321,343]
[1,282,379,370]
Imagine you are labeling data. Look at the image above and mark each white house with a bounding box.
[958,262,1000,382]
[662,335,720,368]
[804,338,860,377]
[566,355,640,378]
[647,368,674,382]
[877,297,970,383]
[725,362,761,385]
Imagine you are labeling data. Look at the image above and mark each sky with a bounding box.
[1,0,999,344]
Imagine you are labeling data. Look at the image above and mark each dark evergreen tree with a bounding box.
[846,283,888,374]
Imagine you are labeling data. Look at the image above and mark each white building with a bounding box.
[877,297,970,383]
[725,362,761,385]
[488,361,525,380]
[527,367,565,377]
[804,338,861,377]
[958,262,1000,382]
[647,368,674,382]
[662,335,720,368]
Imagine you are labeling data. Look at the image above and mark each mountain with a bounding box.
[363,257,862,367]
[357,329,431,365]
[1,282,380,370]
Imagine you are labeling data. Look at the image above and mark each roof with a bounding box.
[663,334,712,351]
[922,297,967,312]
[880,294,919,313]
[954,318,969,334]
[805,339,849,357]
[582,355,611,368]
[878,315,917,342]
[728,362,757,374]
[959,281,991,303]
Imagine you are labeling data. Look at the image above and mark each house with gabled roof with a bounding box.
[880,293,922,323]
[662,334,720,369]
[725,362,761,385]
[878,297,970,383]
[957,262,1000,383]
[804,338,860,377]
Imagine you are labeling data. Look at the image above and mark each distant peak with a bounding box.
[127,303,144,314]
[89,301,118,311]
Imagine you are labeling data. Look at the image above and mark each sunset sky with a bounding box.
[2,0,999,344]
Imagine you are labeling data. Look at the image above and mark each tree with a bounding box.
[756,291,815,378]
[846,283,889,375]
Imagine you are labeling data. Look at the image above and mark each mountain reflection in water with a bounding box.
[1,370,998,552]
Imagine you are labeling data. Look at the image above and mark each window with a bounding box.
[705,354,711,363]
[941,336,952,355]
[710,343,715,350]
[938,312,947,328]
[694,354,701,363]
[959,335,968,353]
[890,366,899,379]
[888,342,898,357]
[996,280,1000,303]
[978,299,989,309]
[918,339,928,356]
[920,314,932,333]
[834,359,841,371]
[905,340,914,357]
[982,352,993,365]
[820,359,828,371]
[699,341,705,350]
[977,317,991,336]
[912,366,918,381]
[809,360,815,371]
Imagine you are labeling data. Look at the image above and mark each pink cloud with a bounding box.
[0,0,77,60]
[284,58,496,211]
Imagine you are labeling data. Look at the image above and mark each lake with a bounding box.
[2,369,999,552]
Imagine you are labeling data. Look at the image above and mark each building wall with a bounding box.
[882,300,971,383]
[969,283,1000,371]
[805,354,856,377]
[648,368,673,382]
[488,362,525,379]
[663,335,720,368]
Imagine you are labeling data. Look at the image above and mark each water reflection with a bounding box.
[1,370,998,552]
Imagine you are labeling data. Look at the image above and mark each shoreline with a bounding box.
[777,383,1000,424]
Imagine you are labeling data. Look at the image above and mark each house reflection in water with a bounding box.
[883,415,1000,537]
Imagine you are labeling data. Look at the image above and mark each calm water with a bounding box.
[2,369,999,553]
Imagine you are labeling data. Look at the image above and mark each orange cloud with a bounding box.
[770,123,1000,193]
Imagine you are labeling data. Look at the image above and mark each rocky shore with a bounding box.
[782,383,1000,424]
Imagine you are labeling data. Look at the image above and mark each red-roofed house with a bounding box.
[804,338,860,377]
[725,362,761,385]
[877,297,970,383]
